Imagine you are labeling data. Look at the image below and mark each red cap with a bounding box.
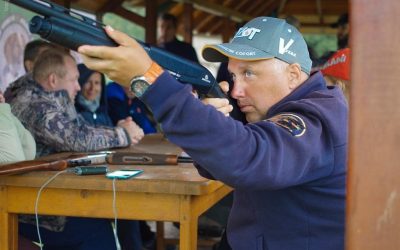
[321,48,350,81]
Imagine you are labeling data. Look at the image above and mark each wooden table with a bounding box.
[0,134,232,250]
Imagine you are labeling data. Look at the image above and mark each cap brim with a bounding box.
[202,43,275,62]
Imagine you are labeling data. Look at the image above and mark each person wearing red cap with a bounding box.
[321,48,350,100]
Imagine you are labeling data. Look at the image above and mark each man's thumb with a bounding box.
[105,25,136,47]
[219,81,230,94]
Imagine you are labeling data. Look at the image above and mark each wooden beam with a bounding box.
[145,0,157,44]
[173,0,253,22]
[98,0,125,14]
[244,1,269,18]
[208,18,224,35]
[282,0,348,15]
[113,5,145,27]
[196,0,245,35]
[254,0,280,17]
[182,2,194,43]
[231,0,252,14]
[346,0,400,249]
[301,22,332,27]
[169,2,184,17]
[278,0,288,14]
[195,12,216,33]
[222,18,234,42]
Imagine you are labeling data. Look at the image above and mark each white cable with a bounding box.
[112,178,121,250]
[34,170,121,250]
[34,170,68,250]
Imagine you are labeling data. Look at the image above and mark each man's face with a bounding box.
[54,56,80,102]
[229,58,292,123]
[157,19,176,43]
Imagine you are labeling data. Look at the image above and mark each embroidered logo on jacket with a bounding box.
[267,113,306,137]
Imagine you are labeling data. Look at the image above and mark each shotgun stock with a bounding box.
[0,160,67,175]
[107,152,193,165]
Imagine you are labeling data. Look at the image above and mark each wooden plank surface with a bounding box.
[346,1,400,249]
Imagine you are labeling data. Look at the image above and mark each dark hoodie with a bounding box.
[75,64,113,127]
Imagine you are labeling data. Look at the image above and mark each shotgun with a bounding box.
[8,0,226,99]
[0,152,193,175]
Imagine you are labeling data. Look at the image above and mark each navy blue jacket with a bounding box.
[158,38,199,63]
[107,82,157,134]
[141,71,348,250]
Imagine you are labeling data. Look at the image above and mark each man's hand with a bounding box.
[117,117,144,145]
[202,81,233,116]
[78,26,152,87]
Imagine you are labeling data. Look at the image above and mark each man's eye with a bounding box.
[244,70,253,77]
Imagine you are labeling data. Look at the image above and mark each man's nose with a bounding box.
[230,81,244,99]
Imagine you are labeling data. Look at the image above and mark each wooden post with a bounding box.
[222,18,235,43]
[145,0,157,45]
[346,0,400,249]
[182,3,194,44]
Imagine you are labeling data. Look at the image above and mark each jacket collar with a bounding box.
[267,71,326,117]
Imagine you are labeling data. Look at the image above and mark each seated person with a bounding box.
[321,48,350,100]
[9,49,144,250]
[10,49,144,156]
[107,81,157,134]
[75,63,113,127]
[75,63,143,250]
[4,39,56,103]
[1,91,38,249]
[0,91,35,163]
[2,92,114,250]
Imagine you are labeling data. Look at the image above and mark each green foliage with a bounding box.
[102,11,145,41]
[0,3,35,27]
[304,34,337,58]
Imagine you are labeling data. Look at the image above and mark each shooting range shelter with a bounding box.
[4,0,400,249]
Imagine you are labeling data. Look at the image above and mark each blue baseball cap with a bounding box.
[202,17,312,74]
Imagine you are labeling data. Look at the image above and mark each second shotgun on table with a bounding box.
[0,152,193,175]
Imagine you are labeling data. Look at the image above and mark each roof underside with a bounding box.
[53,0,348,40]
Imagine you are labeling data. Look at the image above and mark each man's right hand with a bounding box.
[117,117,144,145]
[202,81,233,116]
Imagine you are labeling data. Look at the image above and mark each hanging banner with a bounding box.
[0,14,32,92]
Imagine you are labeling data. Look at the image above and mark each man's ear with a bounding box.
[24,60,33,72]
[47,73,58,90]
[287,63,302,89]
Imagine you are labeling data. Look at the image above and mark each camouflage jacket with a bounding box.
[9,75,130,232]
[10,75,130,157]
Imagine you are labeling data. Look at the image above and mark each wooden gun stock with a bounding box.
[0,160,68,175]
[107,152,193,165]
[107,153,178,165]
